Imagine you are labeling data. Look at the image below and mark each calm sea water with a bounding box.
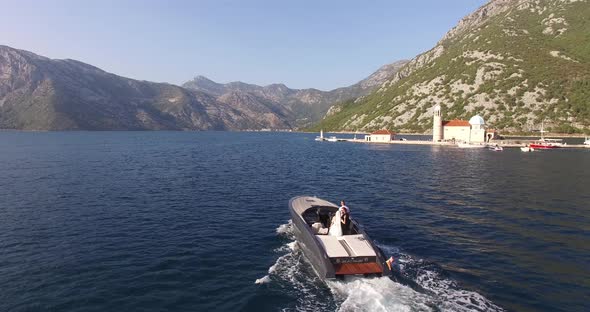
[0,131,588,312]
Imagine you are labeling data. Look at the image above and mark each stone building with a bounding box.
[365,129,395,142]
[432,105,487,143]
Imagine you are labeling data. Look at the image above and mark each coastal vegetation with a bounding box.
[311,0,590,134]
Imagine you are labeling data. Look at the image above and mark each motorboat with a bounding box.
[457,142,486,148]
[314,129,325,141]
[530,122,565,149]
[521,146,535,152]
[326,136,339,142]
[289,196,391,280]
[489,145,503,151]
[529,138,564,149]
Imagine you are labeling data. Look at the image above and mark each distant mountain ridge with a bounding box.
[313,0,590,133]
[0,45,305,130]
[0,44,407,131]
[183,60,408,128]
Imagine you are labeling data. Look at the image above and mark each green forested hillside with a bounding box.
[313,0,590,133]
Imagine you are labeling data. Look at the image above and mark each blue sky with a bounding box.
[1,0,486,90]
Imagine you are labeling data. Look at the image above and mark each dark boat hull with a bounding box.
[290,210,335,278]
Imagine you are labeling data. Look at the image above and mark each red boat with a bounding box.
[529,138,565,149]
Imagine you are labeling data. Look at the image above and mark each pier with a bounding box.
[334,138,589,149]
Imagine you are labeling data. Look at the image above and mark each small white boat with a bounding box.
[520,146,535,152]
[584,137,590,146]
[457,142,486,148]
[489,146,503,151]
[326,136,338,142]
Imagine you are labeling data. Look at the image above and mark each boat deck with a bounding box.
[334,262,382,275]
[316,234,377,258]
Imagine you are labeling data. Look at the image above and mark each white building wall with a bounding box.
[443,126,471,142]
[370,134,393,142]
[470,128,486,143]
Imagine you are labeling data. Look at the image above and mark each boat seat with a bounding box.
[311,222,328,235]
[318,209,331,228]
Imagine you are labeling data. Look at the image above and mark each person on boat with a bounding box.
[329,209,343,237]
[340,206,351,235]
[340,200,349,214]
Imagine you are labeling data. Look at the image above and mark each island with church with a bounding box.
[348,105,496,146]
[325,105,588,149]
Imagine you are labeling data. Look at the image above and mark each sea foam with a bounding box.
[258,221,503,311]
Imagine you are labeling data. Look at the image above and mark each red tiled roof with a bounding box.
[371,129,395,135]
[443,120,470,127]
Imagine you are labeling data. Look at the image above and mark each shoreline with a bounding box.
[0,128,588,138]
[337,138,589,149]
[302,130,589,138]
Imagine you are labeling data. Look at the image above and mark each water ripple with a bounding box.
[0,131,588,312]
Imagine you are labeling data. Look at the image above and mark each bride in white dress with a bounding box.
[329,209,343,237]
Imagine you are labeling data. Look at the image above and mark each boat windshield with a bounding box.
[301,206,358,236]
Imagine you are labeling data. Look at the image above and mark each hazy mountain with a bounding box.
[183,60,408,128]
[0,44,406,131]
[313,0,590,133]
[0,45,291,130]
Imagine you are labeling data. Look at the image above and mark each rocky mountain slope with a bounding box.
[183,60,408,128]
[0,45,293,130]
[0,44,407,131]
[313,0,590,133]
